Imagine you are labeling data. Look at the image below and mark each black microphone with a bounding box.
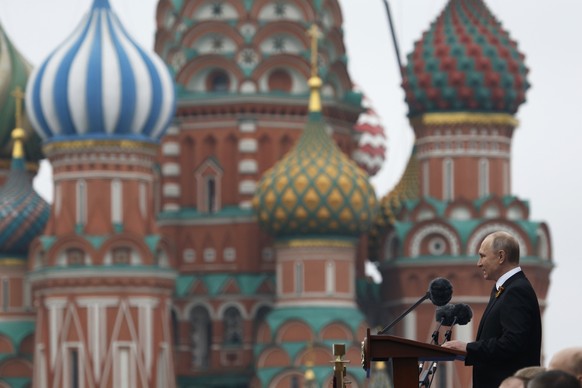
[432,304,456,344]
[453,303,473,325]
[378,278,454,335]
[444,303,473,341]
[435,304,457,326]
[428,278,453,306]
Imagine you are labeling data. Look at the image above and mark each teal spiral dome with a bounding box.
[402,0,530,117]
[0,130,50,256]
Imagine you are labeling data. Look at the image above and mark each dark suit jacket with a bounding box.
[465,271,542,388]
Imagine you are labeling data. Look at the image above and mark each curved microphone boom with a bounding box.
[378,278,453,335]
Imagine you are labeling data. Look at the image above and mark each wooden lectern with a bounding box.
[361,328,466,388]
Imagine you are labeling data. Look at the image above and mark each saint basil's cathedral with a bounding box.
[0,0,552,387]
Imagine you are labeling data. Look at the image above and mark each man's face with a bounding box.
[477,236,502,281]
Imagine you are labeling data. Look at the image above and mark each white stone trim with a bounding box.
[467,223,529,256]
[162,183,180,197]
[162,163,180,176]
[238,159,258,174]
[161,142,180,156]
[162,203,180,212]
[239,121,256,133]
[238,139,257,153]
[54,172,153,182]
[239,180,256,194]
[410,224,461,257]
[239,201,252,210]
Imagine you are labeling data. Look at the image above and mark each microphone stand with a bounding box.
[378,292,430,334]
[444,317,458,342]
[419,318,444,387]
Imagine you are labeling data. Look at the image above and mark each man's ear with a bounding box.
[498,249,506,263]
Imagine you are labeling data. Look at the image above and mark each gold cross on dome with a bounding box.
[307,24,321,77]
[11,86,25,129]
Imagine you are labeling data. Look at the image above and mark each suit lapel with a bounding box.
[476,285,498,340]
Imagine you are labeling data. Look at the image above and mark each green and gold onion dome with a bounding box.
[253,75,377,238]
[0,23,43,168]
[0,128,49,256]
[402,0,529,117]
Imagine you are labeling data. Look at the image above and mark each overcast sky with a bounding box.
[1,0,580,366]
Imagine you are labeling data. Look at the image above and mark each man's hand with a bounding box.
[442,340,467,352]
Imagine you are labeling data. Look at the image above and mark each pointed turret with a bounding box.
[0,91,50,386]
[251,24,377,387]
[371,2,552,386]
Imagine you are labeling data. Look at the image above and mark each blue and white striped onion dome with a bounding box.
[25,0,175,144]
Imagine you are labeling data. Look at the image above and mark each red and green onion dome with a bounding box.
[252,111,377,238]
[402,0,530,117]
[0,129,49,256]
[0,23,43,169]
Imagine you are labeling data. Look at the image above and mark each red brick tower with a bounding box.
[153,1,373,386]
[24,0,177,386]
[251,26,378,386]
[369,1,552,386]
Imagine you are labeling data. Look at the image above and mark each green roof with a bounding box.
[158,206,254,221]
[0,377,31,388]
[266,306,365,335]
[175,273,274,298]
[0,321,34,350]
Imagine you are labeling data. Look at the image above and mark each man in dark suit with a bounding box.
[442,231,542,388]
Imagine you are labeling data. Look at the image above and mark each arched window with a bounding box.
[171,310,180,347]
[190,306,211,368]
[479,159,489,197]
[422,160,430,196]
[206,177,216,213]
[76,180,87,227]
[295,262,303,295]
[326,262,335,294]
[66,248,85,266]
[253,305,272,341]
[443,158,454,201]
[223,306,243,346]
[2,278,8,312]
[268,68,292,93]
[195,158,223,213]
[207,69,229,92]
[112,247,131,265]
[139,181,147,218]
[111,179,122,225]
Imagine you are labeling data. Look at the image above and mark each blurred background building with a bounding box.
[0,0,551,387]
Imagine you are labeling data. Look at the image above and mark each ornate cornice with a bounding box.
[275,239,356,249]
[43,139,159,155]
[410,113,518,128]
[0,257,27,267]
[30,268,176,290]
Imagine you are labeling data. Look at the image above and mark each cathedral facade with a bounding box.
[0,0,551,387]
